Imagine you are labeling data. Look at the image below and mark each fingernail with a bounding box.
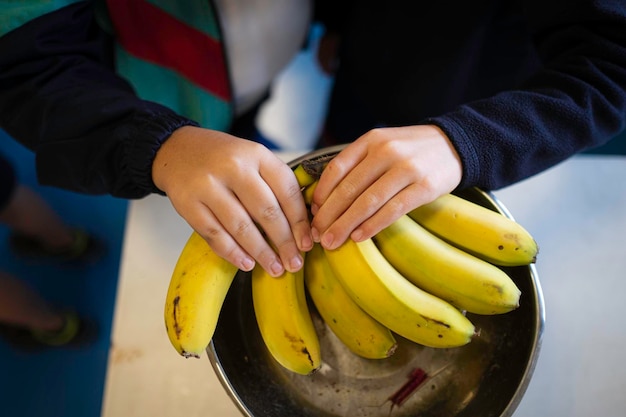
[301,233,313,251]
[240,257,255,271]
[311,227,320,242]
[321,232,334,250]
[270,260,284,277]
[351,229,364,242]
[289,254,303,271]
[310,203,319,215]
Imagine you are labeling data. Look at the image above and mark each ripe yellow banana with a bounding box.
[324,238,475,348]
[304,243,397,359]
[408,193,538,266]
[302,180,318,205]
[293,163,316,188]
[252,257,321,375]
[374,215,521,315]
[164,231,238,358]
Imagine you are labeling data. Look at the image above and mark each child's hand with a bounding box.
[152,126,313,276]
[310,125,462,250]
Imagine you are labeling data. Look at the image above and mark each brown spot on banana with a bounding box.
[301,347,315,368]
[172,295,182,339]
[419,315,452,329]
[284,331,316,367]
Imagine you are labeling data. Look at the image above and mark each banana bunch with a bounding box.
[163,161,538,377]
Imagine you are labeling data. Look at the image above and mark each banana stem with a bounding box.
[301,153,335,178]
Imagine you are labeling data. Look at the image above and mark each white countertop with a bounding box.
[101,153,626,417]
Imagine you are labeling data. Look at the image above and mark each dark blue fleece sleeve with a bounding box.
[428,0,626,190]
[0,2,198,198]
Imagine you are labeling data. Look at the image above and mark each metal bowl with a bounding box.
[208,146,545,417]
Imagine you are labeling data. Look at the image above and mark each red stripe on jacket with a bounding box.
[106,0,231,101]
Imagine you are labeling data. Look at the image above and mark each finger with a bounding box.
[349,183,428,243]
[201,188,287,277]
[264,163,313,253]
[311,153,382,243]
[234,171,305,274]
[316,169,411,250]
[182,200,257,273]
[311,143,368,215]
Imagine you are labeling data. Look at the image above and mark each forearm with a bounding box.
[0,2,198,198]
[431,0,626,190]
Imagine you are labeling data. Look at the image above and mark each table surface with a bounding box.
[101,152,626,417]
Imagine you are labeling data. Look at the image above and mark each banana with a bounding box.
[293,163,316,188]
[304,243,397,359]
[252,256,322,375]
[408,193,538,266]
[374,215,521,315]
[302,180,318,206]
[324,238,475,348]
[164,231,238,358]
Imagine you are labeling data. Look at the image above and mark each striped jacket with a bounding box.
[0,0,235,197]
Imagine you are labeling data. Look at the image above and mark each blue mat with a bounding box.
[0,131,127,417]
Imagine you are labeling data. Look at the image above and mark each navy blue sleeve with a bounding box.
[428,0,626,190]
[0,2,198,198]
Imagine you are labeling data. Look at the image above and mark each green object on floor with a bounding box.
[0,311,97,351]
[30,311,81,346]
[9,228,106,264]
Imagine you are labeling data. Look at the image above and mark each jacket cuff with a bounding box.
[123,105,199,196]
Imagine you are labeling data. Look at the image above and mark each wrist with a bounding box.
[152,125,197,193]
[420,124,463,190]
